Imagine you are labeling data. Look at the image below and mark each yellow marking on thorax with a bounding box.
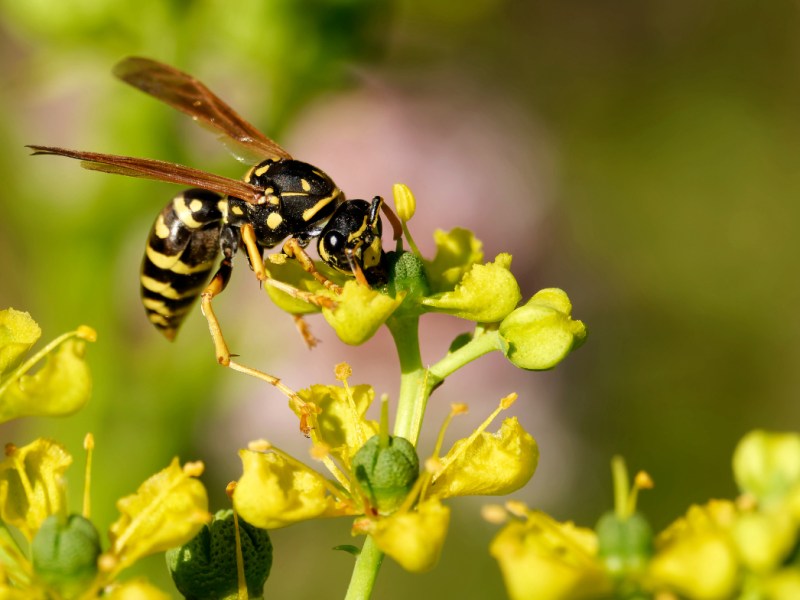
[254,164,271,177]
[266,212,283,230]
[189,199,203,212]
[302,194,336,222]
[231,205,244,216]
[173,196,204,229]
[154,214,170,239]
[301,178,312,192]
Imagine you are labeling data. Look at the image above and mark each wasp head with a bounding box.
[318,196,386,285]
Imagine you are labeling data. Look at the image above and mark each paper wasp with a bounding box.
[29,57,394,388]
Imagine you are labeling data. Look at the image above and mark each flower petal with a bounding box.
[0,338,92,423]
[423,228,483,293]
[234,449,355,529]
[422,254,521,323]
[322,281,404,345]
[432,417,538,498]
[0,439,72,540]
[108,458,209,568]
[297,384,379,464]
[489,511,612,600]
[0,309,41,378]
[367,498,450,573]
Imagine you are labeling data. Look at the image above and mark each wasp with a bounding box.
[29,57,397,384]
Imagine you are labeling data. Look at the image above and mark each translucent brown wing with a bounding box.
[27,146,265,204]
[113,56,292,162]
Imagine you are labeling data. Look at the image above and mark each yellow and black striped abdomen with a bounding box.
[140,189,226,339]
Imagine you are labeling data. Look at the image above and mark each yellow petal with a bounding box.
[368,498,450,573]
[432,417,538,498]
[0,338,92,423]
[322,281,404,345]
[423,228,484,293]
[0,309,41,378]
[489,511,612,600]
[234,449,355,529]
[422,254,521,323]
[263,258,327,315]
[649,501,739,600]
[297,384,379,466]
[0,439,71,540]
[108,458,209,568]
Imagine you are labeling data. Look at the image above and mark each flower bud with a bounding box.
[733,430,800,507]
[352,435,419,513]
[385,251,431,305]
[393,183,416,222]
[32,514,101,598]
[498,288,586,370]
[166,509,272,600]
[596,511,653,576]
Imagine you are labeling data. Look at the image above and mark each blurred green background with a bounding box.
[2,0,800,598]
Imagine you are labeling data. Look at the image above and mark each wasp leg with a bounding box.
[240,222,267,281]
[240,224,336,309]
[283,237,344,294]
[293,314,319,349]
[200,258,234,366]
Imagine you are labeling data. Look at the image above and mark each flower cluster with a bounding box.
[233,365,538,573]
[489,430,800,600]
[0,311,213,599]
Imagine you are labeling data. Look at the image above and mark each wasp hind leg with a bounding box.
[200,227,304,406]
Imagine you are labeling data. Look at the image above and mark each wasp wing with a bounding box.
[27,146,265,204]
[113,57,292,163]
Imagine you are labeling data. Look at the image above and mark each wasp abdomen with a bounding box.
[140,189,225,339]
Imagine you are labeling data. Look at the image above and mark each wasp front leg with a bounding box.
[239,223,337,308]
[282,237,344,294]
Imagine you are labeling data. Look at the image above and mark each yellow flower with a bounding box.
[490,507,613,600]
[0,439,71,540]
[647,501,739,600]
[0,309,95,423]
[107,458,210,572]
[234,368,540,573]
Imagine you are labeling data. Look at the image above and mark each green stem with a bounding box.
[344,536,384,600]
[342,323,501,599]
[429,329,501,381]
[388,315,427,445]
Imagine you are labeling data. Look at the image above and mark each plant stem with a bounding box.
[344,536,384,600]
[388,315,427,445]
[342,323,501,599]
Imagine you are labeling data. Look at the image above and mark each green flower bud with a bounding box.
[498,288,586,370]
[166,509,272,600]
[31,514,101,598]
[352,435,420,513]
[596,511,653,576]
[385,251,431,302]
[733,430,800,507]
